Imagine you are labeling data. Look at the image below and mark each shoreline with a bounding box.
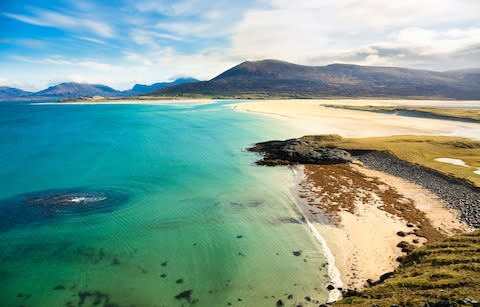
[236,98,480,301]
[289,161,472,298]
[233,100,480,141]
[30,98,215,105]
[289,166,343,303]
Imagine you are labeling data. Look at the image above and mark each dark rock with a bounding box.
[111,257,120,266]
[176,279,184,284]
[236,235,243,239]
[396,231,407,237]
[276,299,284,306]
[248,138,352,166]
[292,251,302,256]
[287,294,293,300]
[305,296,311,301]
[397,241,414,253]
[160,274,167,278]
[342,289,361,297]
[53,285,65,290]
[174,290,193,302]
[326,284,335,290]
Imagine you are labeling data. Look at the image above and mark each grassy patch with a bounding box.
[337,230,480,305]
[300,135,480,187]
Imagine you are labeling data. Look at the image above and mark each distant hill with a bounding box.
[35,82,120,98]
[0,78,199,101]
[0,86,33,100]
[154,60,480,99]
[124,77,199,96]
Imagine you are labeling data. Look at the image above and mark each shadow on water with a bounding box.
[0,187,129,232]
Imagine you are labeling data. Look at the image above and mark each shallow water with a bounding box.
[0,101,329,306]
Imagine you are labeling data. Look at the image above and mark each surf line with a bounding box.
[289,165,343,303]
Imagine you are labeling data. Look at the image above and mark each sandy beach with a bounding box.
[233,99,480,140]
[236,99,479,296]
[296,163,471,292]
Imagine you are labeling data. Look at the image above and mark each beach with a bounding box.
[233,99,480,140]
[235,99,479,296]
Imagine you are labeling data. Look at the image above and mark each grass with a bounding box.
[337,230,480,305]
[299,135,480,187]
[322,105,480,122]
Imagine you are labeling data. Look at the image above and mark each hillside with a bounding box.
[35,82,120,98]
[125,77,198,96]
[153,60,480,99]
[0,78,199,101]
[339,230,480,305]
[0,86,33,100]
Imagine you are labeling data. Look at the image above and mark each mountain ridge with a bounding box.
[0,77,199,101]
[154,60,480,99]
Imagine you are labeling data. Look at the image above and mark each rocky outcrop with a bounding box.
[248,138,352,166]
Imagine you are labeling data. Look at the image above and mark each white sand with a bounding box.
[435,158,469,167]
[299,164,471,291]
[233,99,480,140]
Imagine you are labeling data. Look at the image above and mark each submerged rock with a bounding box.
[248,138,352,166]
[0,187,129,232]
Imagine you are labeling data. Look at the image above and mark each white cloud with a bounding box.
[13,56,116,71]
[3,9,114,38]
[129,29,182,48]
[77,36,107,45]
[229,0,480,69]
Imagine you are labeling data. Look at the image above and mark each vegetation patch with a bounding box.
[298,134,480,187]
[337,230,480,305]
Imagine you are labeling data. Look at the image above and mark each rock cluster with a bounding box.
[249,138,353,166]
[355,151,480,228]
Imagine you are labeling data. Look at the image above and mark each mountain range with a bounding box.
[153,60,480,100]
[0,77,198,101]
[3,60,480,101]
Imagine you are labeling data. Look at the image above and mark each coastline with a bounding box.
[233,99,480,141]
[290,161,472,296]
[31,98,215,105]
[236,99,480,301]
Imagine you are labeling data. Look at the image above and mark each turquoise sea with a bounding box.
[0,101,329,306]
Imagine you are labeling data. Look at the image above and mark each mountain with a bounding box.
[0,86,33,100]
[0,77,199,101]
[35,82,120,98]
[125,77,199,96]
[153,60,480,99]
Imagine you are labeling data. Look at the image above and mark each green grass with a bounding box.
[299,135,480,187]
[338,231,480,305]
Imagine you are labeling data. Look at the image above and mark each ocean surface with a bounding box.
[0,100,329,306]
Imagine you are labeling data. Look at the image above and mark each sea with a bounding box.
[0,100,330,306]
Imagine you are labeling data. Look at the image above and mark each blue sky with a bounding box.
[1,0,479,91]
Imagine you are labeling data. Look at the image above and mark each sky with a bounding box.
[1,0,479,91]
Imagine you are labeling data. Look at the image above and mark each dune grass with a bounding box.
[300,135,480,187]
[337,230,480,305]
